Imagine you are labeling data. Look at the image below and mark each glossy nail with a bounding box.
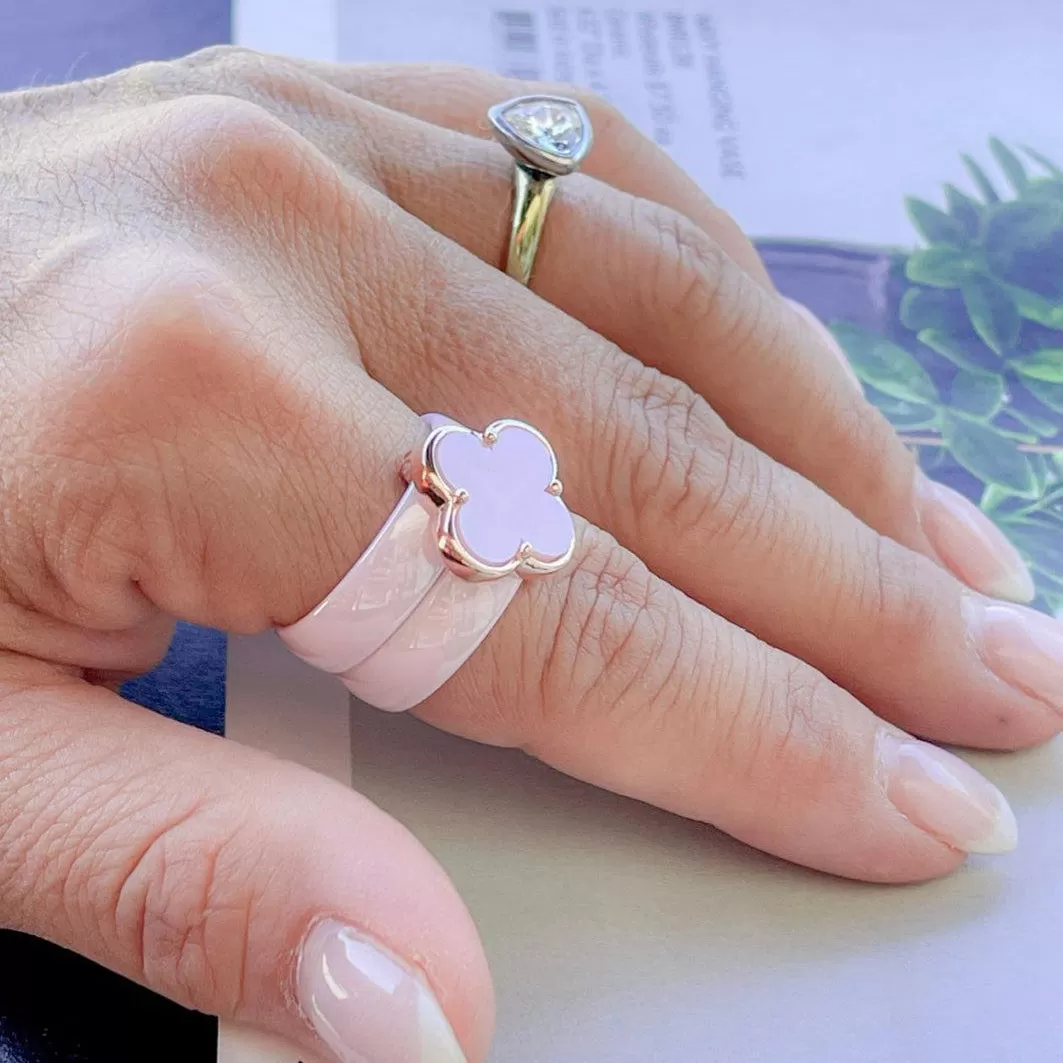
[915,472,1035,603]
[964,596,1063,715]
[877,731,1018,854]
[298,919,466,1063]
[784,297,864,395]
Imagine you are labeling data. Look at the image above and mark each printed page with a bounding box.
[227,3,1063,1060]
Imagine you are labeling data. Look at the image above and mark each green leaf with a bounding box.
[981,483,1015,512]
[1013,348,1063,383]
[984,200,1063,252]
[1020,144,1063,180]
[905,248,981,288]
[943,183,983,238]
[948,370,1005,418]
[962,153,1001,204]
[1021,377,1063,414]
[863,391,940,430]
[989,137,1029,194]
[960,276,1021,354]
[940,412,1039,496]
[830,323,940,404]
[1006,404,1059,438]
[917,328,1000,371]
[1023,178,1063,204]
[1002,283,1063,328]
[1003,521,1063,573]
[905,196,968,246]
[899,287,966,332]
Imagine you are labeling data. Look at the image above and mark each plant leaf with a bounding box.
[984,200,1063,252]
[989,137,1029,194]
[1021,377,1063,414]
[962,153,1001,204]
[980,483,1017,512]
[1020,144,1063,180]
[940,412,1039,496]
[960,276,1021,354]
[943,183,983,238]
[830,323,940,404]
[1005,404,1059,438]
[905,248,981,288]
[1002,283,1063,328]
[905,196,968,246]
[899,287,966,332]
[1003,522,1063,573]
[1012,348,1063,383]
[917,328,1000,370]
[948,370,1005,419]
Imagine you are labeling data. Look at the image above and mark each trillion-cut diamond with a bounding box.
[502,100,585,158]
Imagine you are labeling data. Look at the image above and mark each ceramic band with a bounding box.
[278,413,575,712]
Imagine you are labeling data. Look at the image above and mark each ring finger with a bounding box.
[270,61,1037,609]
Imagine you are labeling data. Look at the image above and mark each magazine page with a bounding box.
[235,0,1063,616]
[226,3,1063,1061]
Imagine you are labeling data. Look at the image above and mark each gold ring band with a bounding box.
[488,95,594,287]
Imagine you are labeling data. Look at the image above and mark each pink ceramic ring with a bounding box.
[277,414,576,711]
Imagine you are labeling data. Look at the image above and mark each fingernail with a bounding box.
[877,731,1018,854]
[298,919,467,1063]
[964,595,1063,715]
[915,472,1035,603]
[784,297,864,395]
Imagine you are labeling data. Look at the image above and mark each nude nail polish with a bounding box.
[915,472,1035,603]
[964,595,1063,715]
[298,919,467,1063]
[877,731,1018,854]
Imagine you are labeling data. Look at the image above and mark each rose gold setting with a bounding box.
[401,418,575,583]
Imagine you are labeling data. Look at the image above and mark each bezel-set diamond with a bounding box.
[488,95,594,176]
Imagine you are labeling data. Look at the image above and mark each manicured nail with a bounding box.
[915,472,1035,603]
[877,731,1018,854]
[964,595,1063,715]
[784,297,864,395]
[298,920,466,1063]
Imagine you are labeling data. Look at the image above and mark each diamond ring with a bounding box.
[488,94,594,285]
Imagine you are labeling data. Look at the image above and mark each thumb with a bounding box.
[0,654,492,1063]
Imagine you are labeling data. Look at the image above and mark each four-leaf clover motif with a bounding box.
[411,419,576,580]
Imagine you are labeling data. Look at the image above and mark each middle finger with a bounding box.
[339,178,1061,753]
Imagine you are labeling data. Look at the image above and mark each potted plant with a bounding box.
[762,139,1063,616]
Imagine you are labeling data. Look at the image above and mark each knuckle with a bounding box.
[608,360,775,549]
[531,525,683,741]
[105,797,253,1014]
[714,644,838,808]
[636,200,743,335]
[827,400,917,521]
[17,250,256,609]
[133,93,328,212]
[858,534,941,660]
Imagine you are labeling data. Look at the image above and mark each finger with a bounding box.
[267,77,1034,606]
[0,654,491,1063]
[163,52,1033,604]
[301,60,773,288]
[419,520,1018,882]
[337,190,1061,750]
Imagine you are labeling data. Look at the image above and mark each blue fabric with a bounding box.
[122,622,227,735]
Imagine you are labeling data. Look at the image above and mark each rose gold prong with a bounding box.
[482,429,499,446]
[546,478,563,497]
[518,542,534,560]
[454,488,470,504]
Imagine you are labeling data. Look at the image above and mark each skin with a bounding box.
[0,47,1057,1062]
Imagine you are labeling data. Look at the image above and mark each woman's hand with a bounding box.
[1,47,1060,1063]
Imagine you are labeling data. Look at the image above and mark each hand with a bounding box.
[1,48,1059,1063]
